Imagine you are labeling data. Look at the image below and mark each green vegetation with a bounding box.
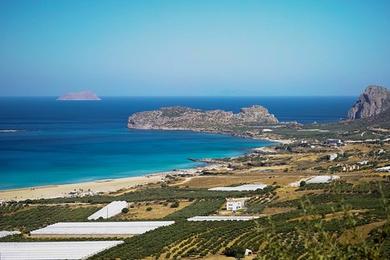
[92,180,390,259]
[0,205,99,231]
[165,198,224,220]
[29,187,260,204]
[246,191,276,214]
[223,246,246,259]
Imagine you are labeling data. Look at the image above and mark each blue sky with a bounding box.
[0,0,389,96]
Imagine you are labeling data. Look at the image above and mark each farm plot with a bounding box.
[164,198,224,220]
[0,205,99,231]
[115,200,192,220]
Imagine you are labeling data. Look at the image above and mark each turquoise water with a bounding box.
[0,128,269,190]
[0,97,355,189]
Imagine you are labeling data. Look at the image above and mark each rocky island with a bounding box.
[128,105,279,136]
[57,91,101,101]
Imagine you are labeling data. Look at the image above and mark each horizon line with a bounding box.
[0,95,357,98]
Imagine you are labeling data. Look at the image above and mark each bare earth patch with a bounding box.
[289,209,369,222]
[262,207,295,216]
[274,187,324,202]
[181,173,306,188]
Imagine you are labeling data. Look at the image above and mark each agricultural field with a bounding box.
[115,200,193,220]
[1,142,389,259]
[92,180,390,259]
[0,204,100,232]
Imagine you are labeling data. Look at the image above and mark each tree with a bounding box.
[223,246,245,259]
[170,201,180,208]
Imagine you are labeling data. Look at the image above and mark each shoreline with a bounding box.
[128,126,293,144]
[0,174,165,202]
[0,132,290,202]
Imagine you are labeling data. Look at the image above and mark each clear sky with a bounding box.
[0,0,389,96]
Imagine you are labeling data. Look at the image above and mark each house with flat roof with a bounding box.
[226,198,250,212]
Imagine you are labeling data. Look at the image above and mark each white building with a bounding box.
[358,160,369,165]
[376,166,390,172]
[226,198,250,211]
[325,139,344,147]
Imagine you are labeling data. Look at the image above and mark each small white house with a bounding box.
[325,139,344,147]
[358,160,369,165]
[226,198,250,212]
[376,166,390,173]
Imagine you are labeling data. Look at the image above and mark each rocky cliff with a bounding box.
[348,85,390,120]
[128,105,279,132]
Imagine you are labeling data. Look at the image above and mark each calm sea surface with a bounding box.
[0,97,355,189]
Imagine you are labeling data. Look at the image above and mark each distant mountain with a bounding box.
[348,85,390,120]
[128,105,279,132]
[57,91,101,101]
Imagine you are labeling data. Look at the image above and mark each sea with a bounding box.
[0,96,355,190]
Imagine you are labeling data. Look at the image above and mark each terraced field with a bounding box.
[92,180,390,259]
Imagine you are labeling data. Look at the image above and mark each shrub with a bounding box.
[170,201,180,208]
[146,207,153,211]
[223,246,245,259]
[121,208,129,214]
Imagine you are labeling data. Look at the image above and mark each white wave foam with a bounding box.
[0,129,20,133]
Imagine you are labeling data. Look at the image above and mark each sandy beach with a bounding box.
[0,139,282,202]
[0,174,165,201]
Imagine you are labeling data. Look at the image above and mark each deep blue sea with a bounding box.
[0,97,355,190]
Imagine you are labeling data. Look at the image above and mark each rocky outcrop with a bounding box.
[348,85,390,120]
[57,91,101,101]
[128,105,278,132]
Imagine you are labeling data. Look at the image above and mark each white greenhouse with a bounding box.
[0,231,20,238]
[87,201,128,220]
[188,216,259,221]
[30,221,175,237]
[0,241,123,260]
[208,184,267,191]
[306,175,340,184]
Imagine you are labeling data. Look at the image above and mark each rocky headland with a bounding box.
[128,105,279,137]
[348,85,390,120]
[57,91,101,101]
